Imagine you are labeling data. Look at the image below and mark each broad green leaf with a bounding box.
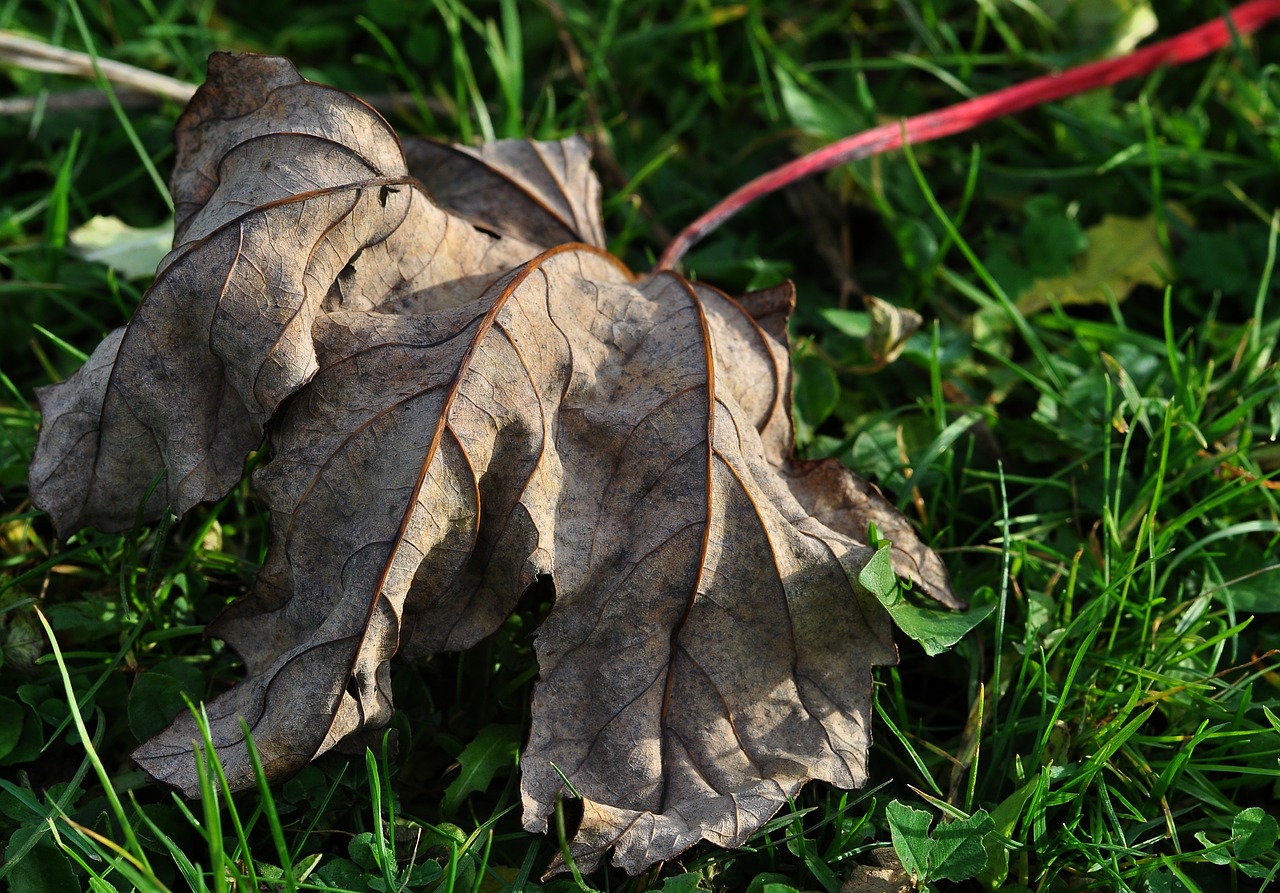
[18,683,67,729]
[858,544,898,600]
[442,724,520,816]
[1232,806,1279,861]
[860,547,994,655]
[1241,860,1277,880]
[885,800,934,881]
[774,66,862,142]
[893,218,939,273]
[255,863,286,881]
[1016,214,1168,316]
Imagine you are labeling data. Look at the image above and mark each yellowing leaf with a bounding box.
[69,215,174,280]
[1038,0,1158,56]
[1016,213,1169,315]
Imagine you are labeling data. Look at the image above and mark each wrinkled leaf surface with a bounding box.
[28,53,958,875]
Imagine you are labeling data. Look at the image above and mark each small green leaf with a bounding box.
[895,592,995,656]
[1193,831,1233,865]
[1232,806,1279,861]
[661,871,707,892]
[1215,545,1280,613]
[1040,0,1158,55]
[819,308,870,339]
[0,697,23,761]
[885,800,934,881]
[979,780,1037,888]
[1180,231,1258,298]
[887,802,995,885]
[18,683,66,729]
[1142,866,1193,893]
[406,860,443,887]
[860,547,994,655]
[310,856,368,889]
[442,724,520,816]
[348,831,381,872]
[857,543,898,600]
[927,809,994,883]
[255,863,285,881]
[0,704,44,766]
[1020,197,1087,277]
[127,672,188,742]
[744,873,796,893]
[2,829,82,893]
[775,66,863,142]
[792,354,840,441]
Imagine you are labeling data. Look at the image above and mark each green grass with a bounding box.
[2,1,1279,891]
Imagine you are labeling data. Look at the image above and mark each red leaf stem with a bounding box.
[657,1,1280,270]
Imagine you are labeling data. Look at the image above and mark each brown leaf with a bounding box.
[841,851,913,893]
[404,136,607,249]
[28,53,958,875]
[28,54,543,536]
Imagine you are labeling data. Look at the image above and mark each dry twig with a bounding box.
[0,30,196,103]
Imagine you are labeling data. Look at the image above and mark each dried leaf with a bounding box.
[841,851,911,893]
[28,53,959,875]
[403,137,607,249]
[863,295,922,366]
